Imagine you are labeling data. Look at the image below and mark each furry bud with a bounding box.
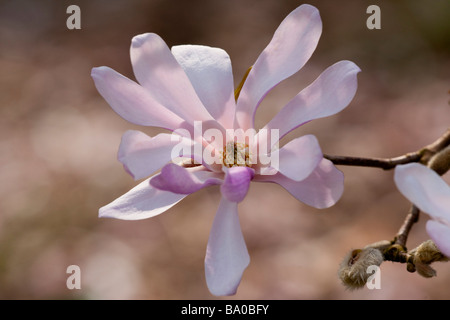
[409,240,449,278]
[338,247,384,290]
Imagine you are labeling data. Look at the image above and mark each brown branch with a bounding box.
[423,127,450,159]
[324,127,450,170]
[394,205,420,248]
[323,153,421,170]
[382,244,412,265]
[335,128,450,284]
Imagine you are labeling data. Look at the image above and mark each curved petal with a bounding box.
[220,167,254,203]
[261,60,361,144]
[394,163,450,221]
[273,134,323,181]
[426,220,450,258]
[150,163,223,194]
[255,158,344,209]
[172,45,236,129]
[235,4,322,130]
[205,197,250,296]
[118,130,201,180]
[91,67,186,130]
[130,33,213,124]
[99,178,186,220]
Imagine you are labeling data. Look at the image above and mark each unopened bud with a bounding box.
[408,240,449,278]
[428,145,450,175]
[338,247,384,290]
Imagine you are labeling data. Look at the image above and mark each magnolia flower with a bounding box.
[394,163,450,257]
[92,4,360,296]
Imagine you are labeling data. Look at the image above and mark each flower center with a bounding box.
[223,141,252,168]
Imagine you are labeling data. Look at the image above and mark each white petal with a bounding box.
[205,197,250,296]
[99,178,186,220]
[130,33,214,124]
[150,164,223,194]
[220,167,254,203]
[274,135,323,181]
[394,163,450,221]
[118,130,201,180]
[426,220,450,258]
[91,67,185,130]
[255,158,344,209]
[172,45,236,129]
[261,60,360,144]
[235,4,322,130]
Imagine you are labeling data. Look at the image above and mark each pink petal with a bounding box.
[118,130,201,180]
[275,135,323,181]
[172,45,236,129]
[262,60,361,143]
[150,163,223,194]
[235,4,322,130]
[394,163,450,221]
[426,220,450,258]
[205,197,250,296]
[255,158,344,209]
[99,178,186,220]
[130,33,214,124]
[220,167,255,203]
[91,66,186,130]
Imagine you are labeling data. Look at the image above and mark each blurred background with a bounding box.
[0,0,449,299]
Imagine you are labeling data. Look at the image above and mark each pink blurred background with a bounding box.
[0,0,449,299]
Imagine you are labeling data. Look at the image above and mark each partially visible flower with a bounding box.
[394,163,450,257]
[92,4,360,296]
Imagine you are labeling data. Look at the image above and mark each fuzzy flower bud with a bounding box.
[408,240,449,278]
[338,246,384,290]
[427,145,450,176]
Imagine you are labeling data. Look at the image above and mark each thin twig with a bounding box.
[424,127,450,158]
[324,127,450,170]
[394,205,420,248]
[323,153,421,170]
[332,128,450,271]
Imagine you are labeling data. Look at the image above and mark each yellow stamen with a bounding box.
[223,141,251,167]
